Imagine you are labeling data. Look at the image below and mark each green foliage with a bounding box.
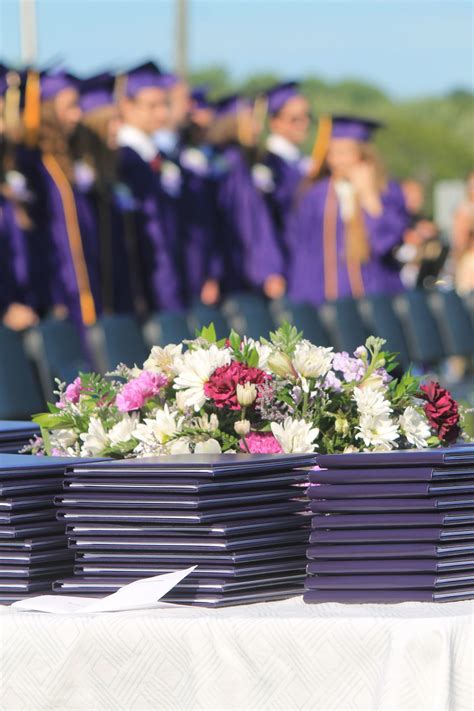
[265,322,303,355]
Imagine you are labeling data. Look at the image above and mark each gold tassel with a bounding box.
[309,114,332,179]
[23,70,41,147]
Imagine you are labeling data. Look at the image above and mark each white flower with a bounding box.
[271,417,319,453]
[143,343,183,376]
[243,338,272,371]
[358,372,386,392]
[234,419,251,436]
[173,345,231,411]
[194,413,219,432]
[399,406,431,448]
[50,428,77,450]
[356,414,399,451]
[168,437,192,454]
[195,438,222,454]
[175,390,191,412]
[353,387,392,417]
[236,383,257,406]
[80,418,109,456]
[134,405,184,446]
[108,414,139,447]
[293,341,334,380]
[267,351,295,378]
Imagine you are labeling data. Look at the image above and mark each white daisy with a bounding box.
[173,345,231,411]
[399,406,431,448]
[271,417,319,453]
[356,413,399,451]
[80,418,109,456]
[293,341,334,380]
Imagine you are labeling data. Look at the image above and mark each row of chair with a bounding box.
[1,289,473,419]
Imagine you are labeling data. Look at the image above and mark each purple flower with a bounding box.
[332,352,365,382]
[116,371,167,412]
[324,371,343,392]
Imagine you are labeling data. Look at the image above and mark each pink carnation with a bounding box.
[240,431,283,454]
[204,361,270,410]
[64,377,83,404]
[116,371,167,412]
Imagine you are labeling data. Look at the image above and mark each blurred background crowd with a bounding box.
[0,0,473,419]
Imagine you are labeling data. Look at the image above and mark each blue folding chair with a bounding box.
[274,300,331,346]
[394,290,445,365]
[144,312,191,347]
[359,294,411,369]
[324,298,369,353]
[188,303,229,340]
[96,315,149,371]
[0,326,44,418]
[428,290,474,357]
[29,318,91,393]
[221,293,276,340]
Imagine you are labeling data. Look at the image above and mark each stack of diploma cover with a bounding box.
[0,421,40,453]
[0,454,89,603]
[305,446,474,603]
[53,453,315,607]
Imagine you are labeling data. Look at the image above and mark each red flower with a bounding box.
[420,381,461,443]
[204,362,270,410]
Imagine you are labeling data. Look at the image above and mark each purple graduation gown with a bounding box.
[213,144,283,293]
[286,176,409,305]
[178,146,222,304]
[263,151,304,234]
[117,146,181,312]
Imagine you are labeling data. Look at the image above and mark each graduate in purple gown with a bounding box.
[76,72,135,315]
[286,116,409,305]
[116,62,181,312]
[0,67,47,330]
[260,82,312,250]
[177,87,222,305]
[208,95,285,298]
[19,69,102,336]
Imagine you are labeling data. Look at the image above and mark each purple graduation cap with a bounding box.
[40,69,79,100]
[214,93,252,117]
[80,71,115,113]
[191,86,213,110]
[330,115,384,142]
[122,61,175,97]
[266,81,300,115]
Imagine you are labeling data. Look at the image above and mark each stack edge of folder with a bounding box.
[305,446,474,604]
[0,421,40,454]
[53,453,316,607]
[0,453,81,604]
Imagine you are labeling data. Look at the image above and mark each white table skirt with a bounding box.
[0,597,472,711]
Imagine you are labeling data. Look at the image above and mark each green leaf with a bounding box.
[229,330,241,351]
[197,322,217,343]
[247,347,259,368]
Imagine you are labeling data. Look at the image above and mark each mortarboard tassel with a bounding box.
[309,114,332,179]
[23,70,41,147]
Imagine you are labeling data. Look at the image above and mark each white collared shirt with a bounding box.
[117,124,157,162]
[334,179,357,222]
[266,133,301,163]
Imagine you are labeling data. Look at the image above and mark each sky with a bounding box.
[1,0,473,97]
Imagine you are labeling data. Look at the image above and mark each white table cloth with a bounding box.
[0,597,472,710]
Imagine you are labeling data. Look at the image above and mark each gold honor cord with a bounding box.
[42,154,97,326]
[345,199,368,299]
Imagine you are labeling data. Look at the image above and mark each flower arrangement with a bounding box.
[29,323,465,458]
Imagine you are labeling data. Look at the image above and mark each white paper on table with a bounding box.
[10,565,197,614]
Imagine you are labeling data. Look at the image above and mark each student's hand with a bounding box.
[2,303,39,331]
[263,274,286,300]
[200,279,220,305]
[349,162,382,216]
